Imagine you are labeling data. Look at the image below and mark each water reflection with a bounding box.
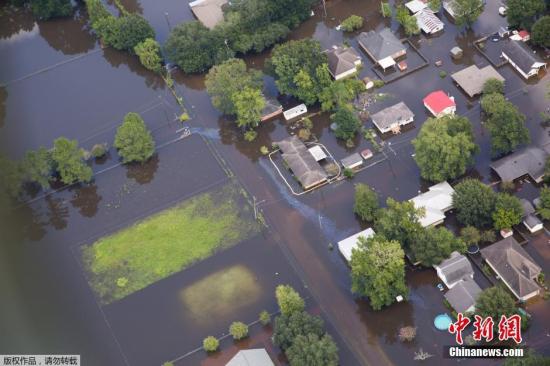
[102,47,164,90]
[125,154,159,184]
[46,195,69,230]
[16,203,47,241]
[70,184,102,218]
[0,86,6,128]
[0,6,35,40]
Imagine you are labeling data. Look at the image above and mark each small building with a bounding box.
[261,97,283,122]
[341,153,363,170]
[450,46,463,59]
[444,278,482,314]
[338,228,375,262]
[405,0,427,14]
[521,199,543,233]
[397,60,408,71]
[361,148,373,160]
[423,90,456,117]
[358,28,407,70]
[189,0,228,29]
[510,30,530,42]
[434,251,474,289]
[409,181,455,228]
[226,349,274,366]
[490,146,549,183]
[363,77,375,90]
[283,104,308,121]
[414,8,444,34]
[308,145,327,162]
[370,101,414,134]
[326,45,362,80]
[277,136,328,190]
[451,64,505,97]
[481,237,542,301]
[502,40,547,79]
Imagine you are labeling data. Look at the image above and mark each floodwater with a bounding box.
[1,0,549,365]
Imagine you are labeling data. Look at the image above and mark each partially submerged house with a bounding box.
[277,136,328,190]
[409,181,455,227]
[502,40,547,79]
[283,104,307,121]
[414,8,444,34]
[481,237,542,301]
[261,97,283,122]
[341,153,363,170]
[338,228,375,262]
[490,146,549,183]
[444,278,482,314]
[405,0,427,13]
[189,0,228,29]
[520,199,543,233]
[451,64,505,97]
[434,251,474,289]
[226,349,274,366]
[357,28,406,70]
[370,101,414,134]
[423,90,456,117]
[326,45,362,80]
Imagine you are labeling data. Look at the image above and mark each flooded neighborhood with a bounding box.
[1,0,550,365]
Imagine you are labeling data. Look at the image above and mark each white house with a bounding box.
[370,102,414,134]
[409,181,455,228]
[502,40,547,79]
[338,228,375,262]
[414,8,444,34]
[434,251,474,289]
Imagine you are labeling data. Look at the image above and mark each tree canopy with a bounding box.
[507,0,546,30]
[22,147,53,189]
[273,311,325,350]
[412,115,478,182]
[114,112,155,163]
[276,285,305,316]
[453,0,484,28]
[286,333,339,366]
[232,87,265,129]
[538,186,550,220]
[412,227,466,266]
[341,15,364,32]
[51,137,93,185]
[319,78,364,112]
[134,38,163,73]
[353,183,379,222]
[350,234,407,310]
[492,193,523,230]
[475,287,516,326]
[453,179,497,228]
[483,78,505,95]
[532,16,550,47]
[332,106,361,141]
[374,198,424,252]
[30,0,72,20]
[396,5,420,36]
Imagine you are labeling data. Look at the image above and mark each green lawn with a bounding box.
[82,182,261,304]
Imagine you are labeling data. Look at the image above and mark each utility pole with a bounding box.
[164,12,172,31]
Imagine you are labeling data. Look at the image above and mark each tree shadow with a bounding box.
[70,183,102,218]
[125,154,159,185]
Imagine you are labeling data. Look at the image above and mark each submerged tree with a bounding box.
[276,285,305,316]
[507,0,546,30]
[51,137,93,185]
[332,106,361,141]
[232,87,265,129]
[114,112,155,164]
[30,0,73,20]
[134,38,163,73]
[286,333,339,366]
[453,179,496,228]
[22,147,53,189]
[353,183,379,222]
[273,311,324,350]
[374,198,424,253]
[453,0,484,28]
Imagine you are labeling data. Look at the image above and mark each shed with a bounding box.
[370,101,414,134]
[434,251,474,288]
[451,64,505,97]
[444,278,482,313]
[283,104,308,121]
[308,145,327,162]
[189,0,228,29]
[338,228,375,262]
[341,153,363,170]
[450,46,463,59]
[226,349,274,366]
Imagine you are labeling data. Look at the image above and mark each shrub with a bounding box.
[90,143,108,158]
[479,230,496,243]
[259,310,271,326]
[460,226,480,245]
[343,168,354,179]
[134,38,163,73]
[499,180,515,192]
[244,130,258,142]
[229,321,249,340]
[398,326,417,342]
[298,128,311,141]
[260,146,269,155]
[439,70,447,78]
[373,80,385,88]
[341,15,364,32]
[380,2,392,17]
[302,117,313,130]
[202,336,219,352]
[114,112,155,163]
[276,285,305,316]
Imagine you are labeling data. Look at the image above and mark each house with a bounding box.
[490,146,549,183]
[189,0,228,29]
[405,0,427,14]
[414,8,444,34]
[434,251,474,288]
[444,278,482,313]
[451,64,505,97]
[357,28,407,70]
[423,90,456,117]
[261,97,283,122]
[341,153,363,170]
[370,101,414,134]
[283,104,307,121]
[502,40,547,79]
[226,349,274,366]
[409,181,455,227]
[338,228,375,262]
[326,45,362,80]
[520,199,543,233]
[277,136,328,190]
[481,237,542,301]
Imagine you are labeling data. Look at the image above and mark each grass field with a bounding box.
[82,182,261,304]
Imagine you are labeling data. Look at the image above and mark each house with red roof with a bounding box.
[423,90,456,117]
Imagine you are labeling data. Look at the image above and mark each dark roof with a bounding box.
[524,214,542,229]
[326,46,361,77]
[261,97,282,117]
[503,40,543,75]
[481,237,541,299]
[444,278,482,313]
[341,153,362,168]
[277,136,327,189]
[490,146,549,182]
[435,251,474,285]
[357,28,405,61]
[520,198,535,216]
[370,102,414,131]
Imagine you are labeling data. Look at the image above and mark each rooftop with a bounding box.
[451,64,505,97]
[490,146,549,183]
[370,101,414,131]
[414,8,444,34]
[405,0,428,13]
[226,349,274,366]
[326,45,361,78]
[189,0,228,29]
[423,90,456,115]
[444,278,482,313]
[357,28,406,61]
[502,40,546,75]
[409,181,455,227]
[435,251,474,286]
[338,228,375,262]
[277,136,328,190]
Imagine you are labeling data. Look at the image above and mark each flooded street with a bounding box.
[1,0,549,365]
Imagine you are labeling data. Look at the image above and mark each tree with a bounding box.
[453,179,496,228]
[0,155,24,198]
[205,59,263,115]
[22,147,53,189]
[493,193,523,230]
[351,234,407,310]
[453,0,484,28]
[85,0,111,26]
[276,285,305,316]
[428,0,441,12]
[396,5,420,36]
[412,227,466,266]
[134,38,162,73]
[273,311,324,350]
[332,106,361,141]
[51,138,93,185]
[381,2,392,18]
[375,198,424,252]
[114,112,155,164]
[232,87,265,129]
[30,0,72,19]
[202,336,219,352]
[460,226,481,245]
[319,78,364,112]
[412,116,478,182]
[475,287,516,329]
[340,15,364,32]
[532,16,550,47]
[507,0,546,30]
[259,310,271,326]
[286,333,339,366]
[538,186,550,220]
[483,78,505,95]
[110,14,155,52]
[229,321,249,340]
[354,183,379,222]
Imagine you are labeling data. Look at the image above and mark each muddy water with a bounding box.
[1,0,549,365]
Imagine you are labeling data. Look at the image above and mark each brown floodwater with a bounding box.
[1,0,549,365]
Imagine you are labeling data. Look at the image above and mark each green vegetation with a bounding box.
[273,311,325,350]
[412,115,478,182]
[259,310,271,325]
[374,198,424,253]
[229,321,249,340]
[428,0,441,11]
[453,179,496,228]
[396,5,420,36]
[483,78,505,95]
[353,183,379,222]
[30,0,72,19]
[90,143,108,159]
[460,226,481,245]
[82,182,261,304]
[454,0,484,28]
[287,333,339,366]
[533,16,550,47]
[343,167,355,179]
[0,155,24,198]
[538,187,550,220]
[276,284,305,316]
[22,147,53,190]
[233,87,265,129]
[507,0,546,30]
[350,234,407,310]
[114,112,155,164]
[504,350,550,365]
[244,130,258,142]
[500,180,515,192]
[413,227,466,266]
[52,137,93,185]
[134,38,163,73]
[380,1,392,17]
[493,193,523,230]
[479,229,496,243]
[475,287,517,332]
[340,15,364,32]
[439,70,447,78]
[203,336,219,352]
[319,79,364,112]
[332,106,361,141]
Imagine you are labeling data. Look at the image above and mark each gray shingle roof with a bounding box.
[490,146,549,183]
[481,237,542,299]
[371,102,414,131]
[436,251,474,286]
[503,40,543,76]
[444,278,482,313]
[277,136,328,189]
[326,46,361,77]
[524,214,542,230]
[357,28,405,61]
[520,198,535,216]
[450,64,505,97]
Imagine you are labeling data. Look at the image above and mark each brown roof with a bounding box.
[277,136,327,189]
[481,237,541,299]
[189,0,228,29]
[326,46,361,77]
